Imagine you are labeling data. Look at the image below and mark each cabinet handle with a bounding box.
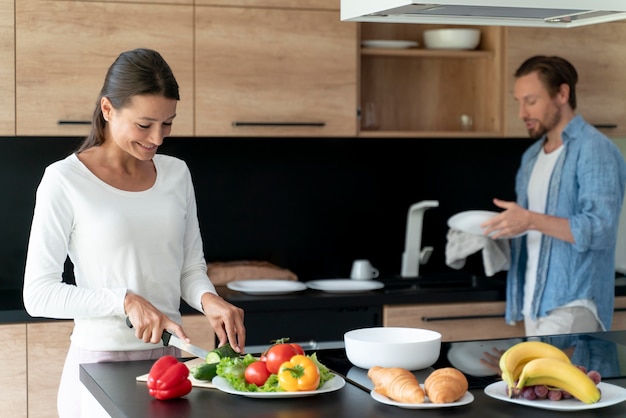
[593,124,617,129]
[422,314,504,322]
[58,120,91,125]
[232,121,325,127]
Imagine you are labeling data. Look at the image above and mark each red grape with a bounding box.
[548,390,563,401]
[534,385,549,399]
[521,386,537,400]
[587,370,602,385]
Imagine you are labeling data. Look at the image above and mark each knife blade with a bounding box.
[125,317,209,360]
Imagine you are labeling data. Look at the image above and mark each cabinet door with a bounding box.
[27,321,73,418]
[0,324,27,418]
[16,1,193,136]
[182,314,215,353]
[384,302,525,342]
[195,5,358,137]
[612,296,626,330]
[505,22,626,138]
[0,0,14,135]
[196,0,337,8]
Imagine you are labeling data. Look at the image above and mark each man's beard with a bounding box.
[527,107,561,140]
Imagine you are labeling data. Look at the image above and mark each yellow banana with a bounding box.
[499,341,571,392]
[515,357,601,404]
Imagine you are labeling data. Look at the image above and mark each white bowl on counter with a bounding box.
[344,327,442,370]
[423,28,481,50]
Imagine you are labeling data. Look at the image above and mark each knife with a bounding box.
[125,317,209,360]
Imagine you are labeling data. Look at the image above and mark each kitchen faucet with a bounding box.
[401,200,439,278]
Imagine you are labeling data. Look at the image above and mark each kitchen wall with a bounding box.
[1,136,535,295]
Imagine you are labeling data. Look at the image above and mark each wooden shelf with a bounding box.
[361,48,493,59]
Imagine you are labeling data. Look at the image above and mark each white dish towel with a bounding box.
[445,229,511,277]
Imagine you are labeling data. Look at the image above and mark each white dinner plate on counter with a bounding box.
[226,279,307,295]
[212,374,345,398]
[484,381,626,411]
[305,279,384,293]
[362,40,418,49]
[371,385,474,409]
[447,339,522,377]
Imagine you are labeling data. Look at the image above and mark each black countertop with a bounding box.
[80,330,626,418]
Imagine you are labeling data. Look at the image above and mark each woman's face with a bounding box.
[513,71,565,140]
[103,94,177,160]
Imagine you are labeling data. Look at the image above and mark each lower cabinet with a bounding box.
[385,297,626,341]
[27,321,73,418]
[182,314,216,352]
[0,323,27,418]
[612,296,626,330]
[383,301,525,342]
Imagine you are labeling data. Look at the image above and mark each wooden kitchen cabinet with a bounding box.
[612,296,626,330]
[182,314,216,352]
[383,301,525,342]
[0,0,14,136]
[27,320,73,418]
[359,24,505,138]
[504,22,626,138]
[0,324,27,418]
[15,0,194,137]
[194,3,358,137]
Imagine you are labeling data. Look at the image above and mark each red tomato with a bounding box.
[290,343,305,356]
[244,361,271,386]
[265,344,298,374]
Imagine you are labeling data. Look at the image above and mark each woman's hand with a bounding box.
[201,292,246,353]
[124,292,188,344]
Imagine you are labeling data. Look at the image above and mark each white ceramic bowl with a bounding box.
[344,327,442,370]
[423,29,481,50]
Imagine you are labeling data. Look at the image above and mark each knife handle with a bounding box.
[125,316,172,346]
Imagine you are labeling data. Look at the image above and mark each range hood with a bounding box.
[341,0,626,28]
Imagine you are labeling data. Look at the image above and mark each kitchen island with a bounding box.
[80,330,626,418]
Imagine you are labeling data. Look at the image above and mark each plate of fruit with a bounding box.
[485,340,626,410]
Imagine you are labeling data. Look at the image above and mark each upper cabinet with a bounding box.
[0,0,14,136]
[505,22,626,138]
[15,1,194,137]
[359,23,505,138]
[194,2,358,137]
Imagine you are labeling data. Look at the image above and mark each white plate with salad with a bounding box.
[212,374,346,398]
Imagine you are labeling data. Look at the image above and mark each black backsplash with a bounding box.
[0,136,533,293]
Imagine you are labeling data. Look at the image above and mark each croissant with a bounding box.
[367,366,425,404]
[424,367,468,403]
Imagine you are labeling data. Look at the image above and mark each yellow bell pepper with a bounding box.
[277,355,321,391]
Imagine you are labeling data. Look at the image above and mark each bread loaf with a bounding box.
[206,260,297,285]
[367,366,425,404]
[424,367,468,403]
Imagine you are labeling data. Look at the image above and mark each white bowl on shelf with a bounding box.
[423,29,481,50]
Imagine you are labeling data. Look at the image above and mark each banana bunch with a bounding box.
[499,341,571,390]
[499,341,600,404]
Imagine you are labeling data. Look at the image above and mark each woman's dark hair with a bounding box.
[77,48,180,152]
[514,55,578,110]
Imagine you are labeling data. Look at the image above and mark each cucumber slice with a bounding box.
[205,344,239,363]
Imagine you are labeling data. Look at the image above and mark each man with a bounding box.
[483,55,626,336]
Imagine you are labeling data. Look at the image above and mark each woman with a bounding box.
[23,48,245,417]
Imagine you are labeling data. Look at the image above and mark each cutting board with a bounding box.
[136,357,216,389]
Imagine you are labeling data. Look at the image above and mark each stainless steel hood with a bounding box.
[341,0,626,28]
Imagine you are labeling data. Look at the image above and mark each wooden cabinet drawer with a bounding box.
[384,301,525,342]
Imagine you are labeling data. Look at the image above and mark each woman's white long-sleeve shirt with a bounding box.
[23,153,217,351]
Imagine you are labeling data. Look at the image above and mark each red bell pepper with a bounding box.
[147,355,193,400]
